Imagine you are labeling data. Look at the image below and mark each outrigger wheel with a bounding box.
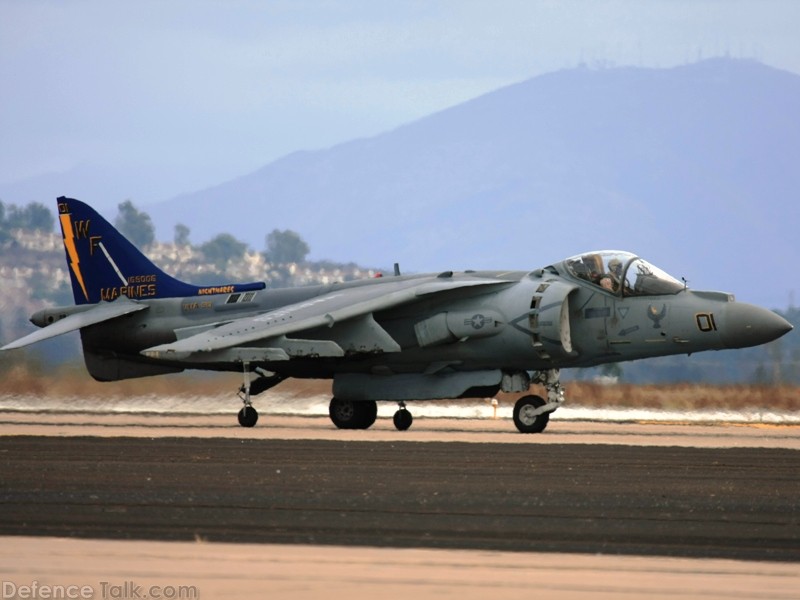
[238,405,258,428]
[237,361,259,428]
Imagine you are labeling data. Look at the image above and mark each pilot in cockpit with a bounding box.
[600,257,623,292]
[564,252,685,297]
[608,258,623,281]
[598,273,617,292]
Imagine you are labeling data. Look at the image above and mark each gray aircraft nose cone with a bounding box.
[720,303,793,349]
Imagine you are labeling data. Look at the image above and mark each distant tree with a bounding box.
[38,203,54,230]
[26,202,54,232]
[115,200,155,248]
[0,201,8,244]
[2,201,54,232]
[174,223,191,246]
[264,229,310,264]
[200,233,249,269]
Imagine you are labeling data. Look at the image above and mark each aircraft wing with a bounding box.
[143,276,513,360]
[1,299,149,351]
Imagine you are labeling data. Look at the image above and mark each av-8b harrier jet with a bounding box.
[2,198,792,433]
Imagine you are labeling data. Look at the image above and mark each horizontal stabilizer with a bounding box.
[1,299,148,351]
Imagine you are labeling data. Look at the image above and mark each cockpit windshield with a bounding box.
[563,251,685,296]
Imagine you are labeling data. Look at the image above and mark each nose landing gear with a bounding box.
[512,395,548,433]
[512,369,565,434]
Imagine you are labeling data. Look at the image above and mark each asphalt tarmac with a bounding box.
[1,433,797,562]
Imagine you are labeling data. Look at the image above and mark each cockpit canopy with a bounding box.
[562,251,685,296]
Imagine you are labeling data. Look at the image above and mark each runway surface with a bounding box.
[1,414,798,598]
[2,537,798,600]
[0,426,797,561]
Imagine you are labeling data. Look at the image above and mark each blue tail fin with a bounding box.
[57,197,265,304]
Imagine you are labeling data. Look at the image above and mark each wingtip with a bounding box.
[1,335,35,352]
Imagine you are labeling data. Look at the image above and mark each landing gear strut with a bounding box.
[238,362,286,427]
[512,369,565,434]
[235,364,287,428]
[393,401,413,431]
[237,361,258,427]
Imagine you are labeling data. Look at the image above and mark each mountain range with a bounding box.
[3,58,798,310]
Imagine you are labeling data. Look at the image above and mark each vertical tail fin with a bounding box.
[57,197,264,304]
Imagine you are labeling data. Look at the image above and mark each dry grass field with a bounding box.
[556,382,800,412]
[1,361,798,413]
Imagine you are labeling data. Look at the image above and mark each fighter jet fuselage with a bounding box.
[4,198,792,433]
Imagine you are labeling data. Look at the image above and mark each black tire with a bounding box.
[329,398,377,430]
[237,406,259,428]
[359,400,378,429]
[512,395,549,433]
[393,409,413,431]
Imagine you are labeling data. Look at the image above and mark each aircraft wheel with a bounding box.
[513,395,549,433]
[393,408,413,431]
[237,406,259,428]
[329,398,377,430]
[359,400,378,429]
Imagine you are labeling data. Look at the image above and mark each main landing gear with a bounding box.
[327,399,415,431]
[234,365,563,433]
[328,398,377,429]
[512,369,565,434]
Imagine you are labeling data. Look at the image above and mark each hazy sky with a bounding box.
[2,0,800,199]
